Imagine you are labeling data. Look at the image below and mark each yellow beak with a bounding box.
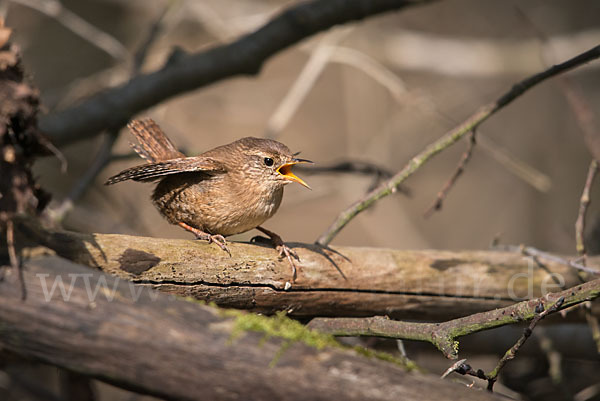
[277,158,312,189]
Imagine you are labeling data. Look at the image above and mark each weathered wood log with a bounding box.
[15,221,598,320]
[0,256,498,401]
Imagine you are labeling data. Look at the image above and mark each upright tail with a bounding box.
[128,119,184,163]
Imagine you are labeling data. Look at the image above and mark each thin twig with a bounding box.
[477,135,552,192]
[326,46,409,103]
[308,280,599,359]
[265,27,352,139]
[485,297,565,391]
[9,0,130,63]
[132,0,180,75]
[297,160,394,178]
[424,130,476,217]
[494,244,600,275]
[576,160,598,260]
[316,44,600,247]
[516,7,600,161]
[441,298,565,392]
[47,131,119,223]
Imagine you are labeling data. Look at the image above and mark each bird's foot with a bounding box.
[277,243,299,282]
[203,233,231,256]
[256,226,299,281]
[178,222,231,256]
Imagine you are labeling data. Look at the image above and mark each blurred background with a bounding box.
[6,0,600,253]
[3,0,600,400]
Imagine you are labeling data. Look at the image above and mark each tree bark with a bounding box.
[15,221,598,321]
[0,255,498,401]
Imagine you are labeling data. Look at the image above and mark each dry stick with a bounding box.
[424,130,476,217]
[494,244,600,275]
[131,0,180,75]
[48,131,119,223]
[477,135,551,193]
[576,160,599,260]
[40,0,433,146]
[316,44,600,247]
[446,298,565,392]
[499,243,600,351]
[307,278,600,359]
[265,27,353,139]
[485,297,565,391]
[325,46,409,103]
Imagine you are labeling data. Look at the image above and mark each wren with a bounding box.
[105,119,311,280]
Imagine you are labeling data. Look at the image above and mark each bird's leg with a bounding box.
[255,226,299,281]
[178,222,231,256]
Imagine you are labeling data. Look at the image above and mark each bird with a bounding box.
[105,119,311,280]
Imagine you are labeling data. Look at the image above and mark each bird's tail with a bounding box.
[127,119,184,163]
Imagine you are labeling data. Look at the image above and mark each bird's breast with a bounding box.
[152,174,284,236]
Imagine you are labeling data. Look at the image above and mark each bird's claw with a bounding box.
[207,234,231,256]
[178,222,231,256]
[196,232,231,256]
[276,243,299,282]
[255,226,300,281]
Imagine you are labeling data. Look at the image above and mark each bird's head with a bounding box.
[233,137,312,190]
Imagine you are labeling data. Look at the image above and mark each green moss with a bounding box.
[225,310,339,349]
[220,309,417,370]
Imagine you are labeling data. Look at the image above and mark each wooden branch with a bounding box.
[485,297,565,391]
[39,0,432,146]
[316,44,600,247]
[424,130,476,217]
[308,279,599,359]
[0,255,498,401]
[15,221,599,321]
[576,160,598,258]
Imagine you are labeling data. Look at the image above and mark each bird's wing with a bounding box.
[104,156,227,185]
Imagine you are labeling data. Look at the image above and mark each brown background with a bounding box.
[8,0,600,253]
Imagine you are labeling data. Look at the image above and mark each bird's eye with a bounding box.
[264,157,274,167]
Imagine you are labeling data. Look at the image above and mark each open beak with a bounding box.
[277,158,312,189]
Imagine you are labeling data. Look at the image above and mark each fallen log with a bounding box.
[15,221,598,320]
[0,255,498,401]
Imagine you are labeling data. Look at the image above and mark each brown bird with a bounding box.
[105,119,311,280]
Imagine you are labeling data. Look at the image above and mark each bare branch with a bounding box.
[39,0,433,146]
[576,160,598,259]
[484,297,565,391]
[308,284,594,359]
[424,130,476,217]
[477,135,552,192]
[494,244,600,275]
[316,44,600,247]
[265,27,353,139]
[132,0,181,75]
